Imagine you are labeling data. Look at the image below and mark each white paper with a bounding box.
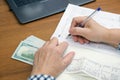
[52,4,120,80]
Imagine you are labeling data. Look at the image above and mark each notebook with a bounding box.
[6,0,95,23]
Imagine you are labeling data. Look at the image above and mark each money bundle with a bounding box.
[12,35,45,65]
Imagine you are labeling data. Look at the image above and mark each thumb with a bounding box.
[62,52,75,67]
[69,27,88,36]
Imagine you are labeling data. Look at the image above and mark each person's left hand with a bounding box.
[31,37,75,77]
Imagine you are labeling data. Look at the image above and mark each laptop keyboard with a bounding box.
[14,0,44,7]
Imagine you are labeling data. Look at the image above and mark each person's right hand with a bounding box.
[69,17,110,44]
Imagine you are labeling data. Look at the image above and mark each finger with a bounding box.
[78,37,86,44]
[83,38,90,43]
[70,27,89,37]
[42,41,49,48]
[69,16,86,34]
[77,36,90,44]
[33,50,40,65]
[49,37,58,46]
[72,35,78,42]
[62,52,75,67]
[70,17,85,29]
[56,41,68,54]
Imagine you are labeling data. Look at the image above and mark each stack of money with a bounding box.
[12,35,45,65]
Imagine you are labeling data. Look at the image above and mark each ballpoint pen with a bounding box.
[67,7,101,37]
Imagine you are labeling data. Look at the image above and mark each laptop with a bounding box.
[6,0,95,24]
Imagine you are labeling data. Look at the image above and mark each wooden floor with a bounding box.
[0,0,120,80]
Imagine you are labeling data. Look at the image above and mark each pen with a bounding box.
[67,7,101,37]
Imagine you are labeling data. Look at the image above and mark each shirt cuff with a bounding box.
[28,74,56,80]
[118,43,120,50]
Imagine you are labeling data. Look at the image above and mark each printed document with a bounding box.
[51,4,120,80]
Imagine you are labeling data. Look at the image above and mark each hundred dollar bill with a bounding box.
[23,35,45,48]
[12,35,45,65]
[12,41,38,65]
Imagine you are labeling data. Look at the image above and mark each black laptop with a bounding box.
[6,0,95,24]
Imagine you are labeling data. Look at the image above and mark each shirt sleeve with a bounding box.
[28,74,56,80]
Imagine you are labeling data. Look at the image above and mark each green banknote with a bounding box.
[12,41,38,65]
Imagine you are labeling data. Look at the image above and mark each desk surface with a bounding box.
[0,0,120,80]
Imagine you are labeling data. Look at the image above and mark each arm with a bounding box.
[105,29,120,47]
[69,16,120,48]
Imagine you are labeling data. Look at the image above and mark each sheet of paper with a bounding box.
[51,4,120,80]
[63,46,120,80]
[51,4,120,56]
[57,73,96,80]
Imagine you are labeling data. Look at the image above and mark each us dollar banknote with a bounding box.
[12,35,45,65]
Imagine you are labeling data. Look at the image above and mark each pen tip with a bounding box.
[97,7,101,11]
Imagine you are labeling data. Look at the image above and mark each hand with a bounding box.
[31,37,75,77]
[69,16,109,44]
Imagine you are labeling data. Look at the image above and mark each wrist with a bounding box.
[102,29,119,47]
[31,69,57,78]
[100,28,110,44]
